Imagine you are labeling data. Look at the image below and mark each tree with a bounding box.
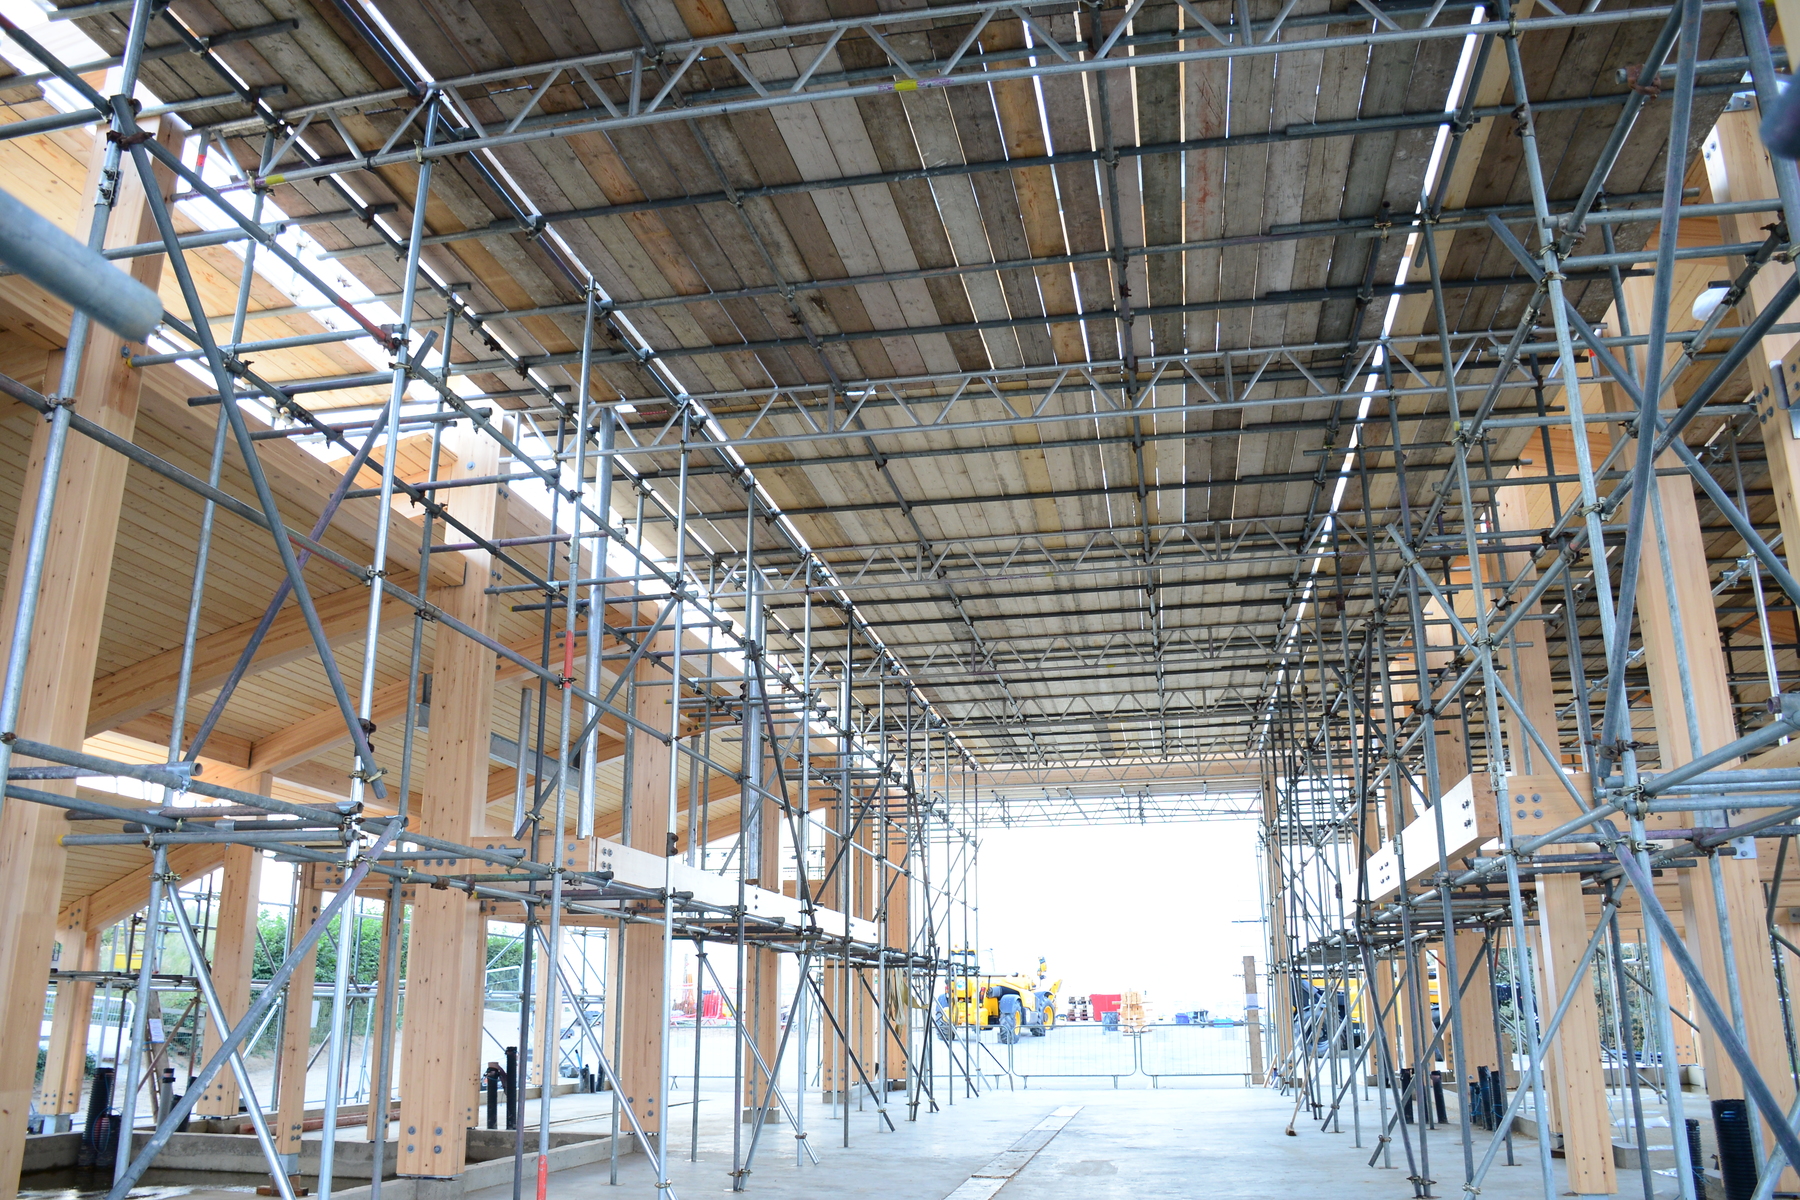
[253,905,403,982]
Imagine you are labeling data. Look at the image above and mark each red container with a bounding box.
[1088,993,1122,1016]
[701,991,724,1020]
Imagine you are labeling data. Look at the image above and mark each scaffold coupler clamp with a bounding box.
[1624,62,1661,99]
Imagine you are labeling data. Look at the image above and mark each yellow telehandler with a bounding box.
[936,957,1062,1044]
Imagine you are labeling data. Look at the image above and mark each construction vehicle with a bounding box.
[938,957,1062,1044]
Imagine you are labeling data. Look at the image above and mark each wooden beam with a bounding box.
[113,715,253,767]
[86,578,415,736]
[0,115,184,1200]
[131,379,467,590]
[203,632,577,793]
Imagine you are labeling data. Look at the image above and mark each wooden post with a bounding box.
[38,906,98,1123]
[740,731,783,1120]
[1368,957,1400,1085]
[1597,272,1798,1178]
[194,842,265,1119]
[1491,467,1611,1174]
[1261,764,1294,1071]
[1705,108,1800,572]
[276,866,324,1162]
[368,897,397,1142]
[883,827,910,1089]
[1245,955,1264,1085]
[1661,938,1701,1069]
[397,424,503,1179]
[1536,874,1616,1195]
[526,912,553,1089]
[617,644,673,1141]
[1451,929,1500,1079]
[0,115,184,1200]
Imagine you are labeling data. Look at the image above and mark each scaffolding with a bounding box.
[3,0,1800,1196]
[0,2,990,1192]
[1254,0,1800,1195]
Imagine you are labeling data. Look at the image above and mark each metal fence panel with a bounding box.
[991,1024,1146,1080]
[1137,1023,1248,1077]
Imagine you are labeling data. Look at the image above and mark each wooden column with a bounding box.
[1597,277,1799,1171]
[276,866,324,1161]
[882,825,910,1088]
[740,730,782,1120]
[820,797,872,1099]
[617,643,672,1139]
[1492,467,1612,1181]
[1705,108,1800,573]
[1661,938,1701,1068]
[37,905,98,1121]
[0,115,184,1199]
[1368,956,1401,1084]
[367,897,398,1142]
[526,913,553,1088]
[195,842,265,1118]
[1450,929,1500,1079]
[397,424,503,1178]
[1422,595,1470,789]
[1245,956,1264,1085]
[1536,874,1615,1195]
[472,912,494,1098]
[1595,261,1798,1181]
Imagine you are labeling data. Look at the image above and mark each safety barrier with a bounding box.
[965,1021,1252,1087]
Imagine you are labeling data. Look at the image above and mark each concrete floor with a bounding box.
[22,1082,1659,1200]
[477,1084,1634,1200]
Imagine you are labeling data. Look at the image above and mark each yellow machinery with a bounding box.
[942,957,1062,1044]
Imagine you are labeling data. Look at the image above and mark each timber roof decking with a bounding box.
[3,0,1756,788]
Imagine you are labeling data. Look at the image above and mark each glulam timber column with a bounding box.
[37,904,97,1129]
[882,820,910,1092]
[1261,765,1294,1073]
[195,837,266,1120]
[0,114,183,1199]
[397,424,504,1181]
[1495,478,1614,1195]
[739,726,781,1123]
[1704,105,1800,569]
[617,641,673,1145]
[1600,276,1798,1179]
[276,865,325,1167]
[1368,957,1400,1087]
[1408,599,1467,1089]
[820,794,866,1101]
[1449,929,1499,1079]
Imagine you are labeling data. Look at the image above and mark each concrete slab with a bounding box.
[529,1085,1680,1200]
[20,1084,1682,1200]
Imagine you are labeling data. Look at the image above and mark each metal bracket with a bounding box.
[1774,356,1800,442]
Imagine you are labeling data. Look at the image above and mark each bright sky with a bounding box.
[974,819,1265,1018]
